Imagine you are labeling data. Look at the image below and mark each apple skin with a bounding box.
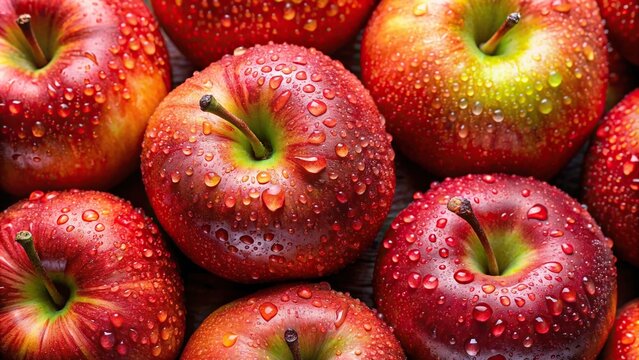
[141,43,396,283]
[361,0,608,179]
[181,282,405,360]
[0,190,185,359]
[604,299,639,359]
[583,89,639,267]
[150,0,373,69]
[374,174,617,359]
[605,42,638,111]
[598,0,639,65]
[0,0,171,196]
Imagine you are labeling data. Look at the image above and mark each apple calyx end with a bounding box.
[284,328,302,360]
[15,13,49,69]
[479,12,521,55]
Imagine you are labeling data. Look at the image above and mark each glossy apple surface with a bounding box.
[598,0,639,65]
[605,42,638,110]
[151,0,373,68]
[141,43,396,283]
[605,299,639,359]
[375,174,617,359]
[0,190,185,359]
[583,89,639,267]
[0,0,171,196]
[181,282,405,359]
[361,0,608,179]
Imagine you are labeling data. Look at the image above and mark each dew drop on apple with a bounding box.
[561,243,574,255]
[82,209,99,222]
[546,295,563,316]
[523,336,534,348]
[492,109,504,122]
[457,125,469,138]
[204,172,221,188]
[548,71,563,87]
[335,306,349,328]
[413,3,428,16]
[110,313,124,328]
[582,276,596,295]
[307,100,327,116]
[262,186,285,211]
[407,272,422,288]
[31,121,45,138]
[453,269,474,284]
[269,76,283,89]
[551,0,572,12]
[492,319,506,337]
[458,98,468,109]
[471,101,483,115]
[259,302,278,321]
[297,288,312,299]
[308,130,326,144]
[527,204,548,221]
[472,303,493,322]
[256,171,271,184]
[57,214,69,225]
[621,332,636,345]
[539,99,553,114]
[560,286,577,302]
[116,343,128,356]
[482,284,495,294]
[534,316,551,334]
[436,218,447,228]
[335,143,349,157]
[408,249,421,261]
[544,262,563,273]
[100,331,115,349]
[465,338,480,356]
[9,100,23,115]
[293,156,327,174]
[171,171,181,184]
[273,90,291,112]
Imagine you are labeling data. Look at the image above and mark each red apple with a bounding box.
[361,0,608,179]
[150,0,373,68]
[141,43,396,283]
[181,282,405,359]
[598,0,639,65]
[605,299,639,359]
[583,89,639,267]
[0,190,185,359]
[605,42,638,111]
[375,174,617,359]
[0,0,171,196]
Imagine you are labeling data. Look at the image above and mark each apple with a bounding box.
[150,0,374,68]
[180,282,405,359]
[361,0,608,179]
[374,174,617,359]
[0,190,185,359]
[605,42,638,111]
[605,299,639,359]
[583,89,639,267]
[141,43,396,283]
[0,0,171,196]
[597,0,639,65]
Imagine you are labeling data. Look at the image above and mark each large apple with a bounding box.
[375,174,617,359]
[0,190,185,359]
[0,0,171,196]
[181,282,405,359]
[598,0,639,65]
[605,299,639,359]
[150,0,373,68]
[141,43,396,283]
[583,89,639,267]
[361,0,608,179]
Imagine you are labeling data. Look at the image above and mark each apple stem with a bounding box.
[284,328,302,360]
[447,197,500,276]
[15,231,66,308]
[199,94,269,160]
[16,14,48,68]
[479,12,521,55]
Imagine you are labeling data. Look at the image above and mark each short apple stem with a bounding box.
[199,94,269,160]
[479,12,521,55]
[447,197,500,276]
[15,231,66,308]
[284,328,301,360]
[16,14,48,68]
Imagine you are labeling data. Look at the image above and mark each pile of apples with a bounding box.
[1,0,638,358]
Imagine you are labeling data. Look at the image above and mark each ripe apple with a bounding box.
[0,190,185,359]
[605,299,639,359]
[150,0,373,68]
[375,174,617,359]
[605,42,638,110]
[0,0,171,196]
[361,0,608,179]
[141,43,396,283]
[583,89,639,267]
[181,282,405,359]
[598,0,639,65]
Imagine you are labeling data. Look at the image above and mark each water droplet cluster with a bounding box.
[605,299,639,359]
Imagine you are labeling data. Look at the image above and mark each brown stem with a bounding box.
[199,94,268,160]
[479,12,521,55]
[15,231,66,308]
[284,328,301,360]
[16,14,48,68]
[447,197,500,276]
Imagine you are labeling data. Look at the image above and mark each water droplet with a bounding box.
[482,284,496,294]
[335,143,349,157]
[544,262,563,273]
[546,296,563,316]
[262,186,285,211]
[31,121,45,138]
[436,218,447,228]
[551,0,571,12]
[465,338,480,356]
[560,287,577,302]
[492,319,506,337]
[413,3,428,15]
[273,90,292,112]
[57,215,69,225]
[303,19,317,32]
[82,210,99,222]
[548,71,563,87]
[561,243,574,255]
[259,302,278,321]
[471,101,483,115]
[492,109,504,122]
[307,100,327,116]
[472,303,493,322]
[621,332,636,345]
[204,172,221,188]
[534,316,550,334]
[292,156,327,173]
[539,99,553,114]
[257,171,271,184]
[100,331,115,349]
[422,275,438,290]
[297,288,312,299]
[407,272,422,289]
[335,306,349,328]
[308,130,326,144]
[527,204,548,221]
[454,269,474,284]
[582,277,596,295]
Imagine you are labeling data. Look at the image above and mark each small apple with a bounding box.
[583,89,639,267]
[597,0,639,65]
[181,282,405,359]
[604,299,639,359]
[150,0,374,68]
[605,42,638,111]
[141,43,395,283]
[375,174,617,359]
[0,190,185,359]
[361,0,608,179]
[0,0,171,196]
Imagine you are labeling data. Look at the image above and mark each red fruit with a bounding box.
[375,174,617,359]
[141,43,396,283]
[180,282,405,359]
[605,42,638,110]
[598,0,639,65]
[605,299,639,359]
[0,0,171,196]
[0,190,185,359]
[150,0,374,68]
[583,89,639,267]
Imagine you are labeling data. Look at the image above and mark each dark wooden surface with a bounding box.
[1,26,638,358]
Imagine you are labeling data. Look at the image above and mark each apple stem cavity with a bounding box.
[16,14,48,69]
[447,197,500,276]
[284,328,302,360]
[199,94,269,160]
[15,231,66,308]
[479,12,521,55]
